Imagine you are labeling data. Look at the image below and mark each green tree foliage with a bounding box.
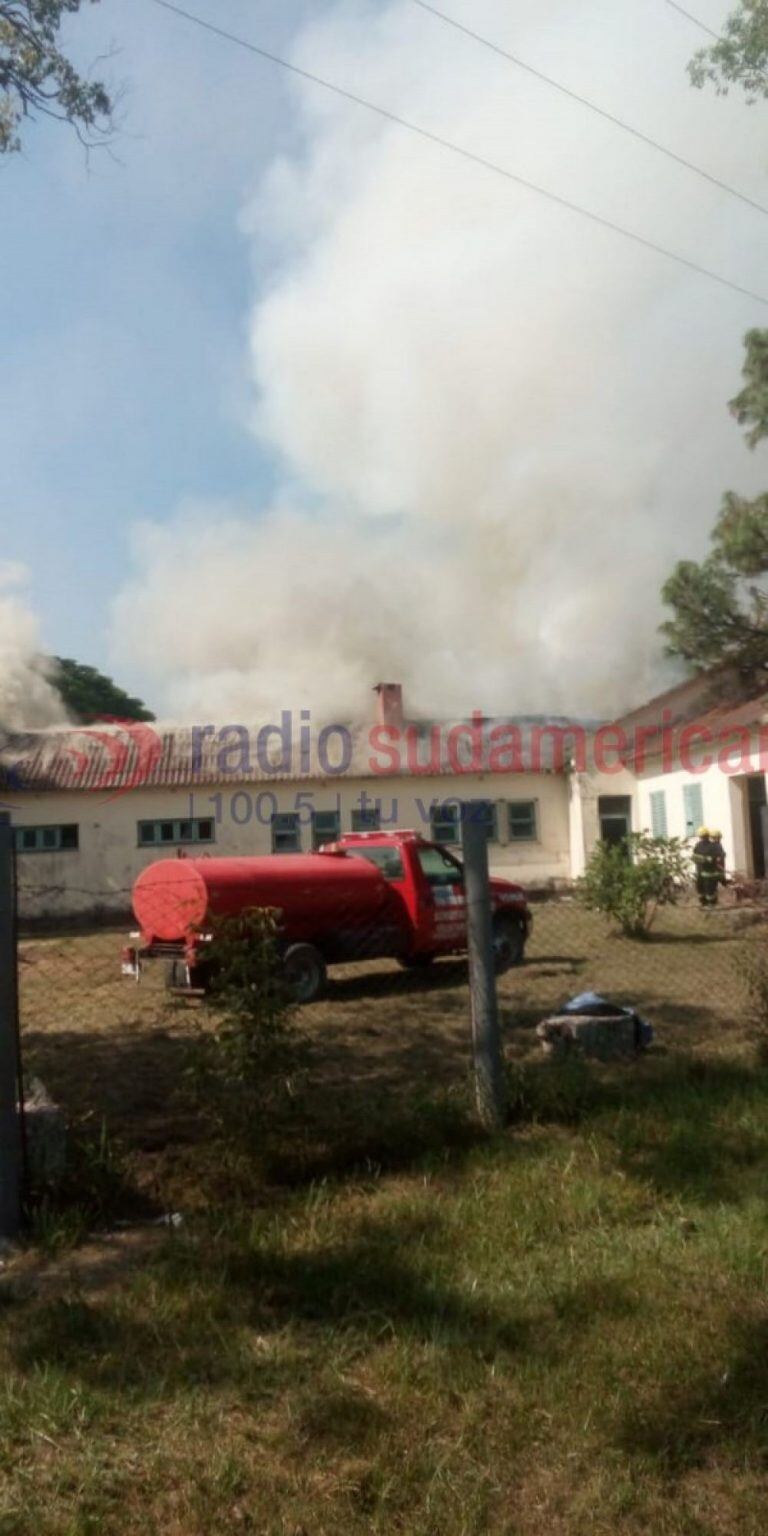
[0,1,111,154]
[688,0,768,99]
[579,832,691,939]
[52,657,155,722]
[731,328,768,445]
[193,910,304,1161]
[661,329,768,681]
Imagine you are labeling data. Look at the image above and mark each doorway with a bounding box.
[598,795,632,847]
[746,775,768,878]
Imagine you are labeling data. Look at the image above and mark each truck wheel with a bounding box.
[283,943,327,1004]
[492,916,525,972]
[397,953,435,970]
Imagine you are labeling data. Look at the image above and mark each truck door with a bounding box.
[343,844,413,956]
[413,842,467,953]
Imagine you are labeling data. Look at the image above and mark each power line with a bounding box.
[150,0,768,310]
[666,0,722,41]
[411,0,768,219]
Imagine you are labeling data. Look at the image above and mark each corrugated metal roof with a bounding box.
[0,714,597,794]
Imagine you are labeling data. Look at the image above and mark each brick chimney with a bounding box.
[373,682,404,730]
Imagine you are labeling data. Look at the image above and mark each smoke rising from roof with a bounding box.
[110,0,768,722]
[0,565,66,730]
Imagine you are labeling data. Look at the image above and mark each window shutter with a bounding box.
[649,791,667,838]
[682,783,704,836]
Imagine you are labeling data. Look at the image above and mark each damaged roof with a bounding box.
[0,713,600,794]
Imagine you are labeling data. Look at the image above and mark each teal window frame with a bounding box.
[14,824,79,853]
[351,805,381,832]
[430,801,461,845]
[311,809,341,850]
[507,801,537,842]
[462,799,497,843]
[138,817,215,848]
[271,812,301,853]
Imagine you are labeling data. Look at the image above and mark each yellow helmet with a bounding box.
[697,826,710,838]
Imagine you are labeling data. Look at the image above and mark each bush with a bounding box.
[192,908,305,1152]
[579,832,691,938]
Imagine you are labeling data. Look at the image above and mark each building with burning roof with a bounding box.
[2,675,767,922]
[0,683,606,921]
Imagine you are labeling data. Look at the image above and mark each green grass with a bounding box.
[4,901,768,1533]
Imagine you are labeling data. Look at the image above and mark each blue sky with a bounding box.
[0,0,314,703]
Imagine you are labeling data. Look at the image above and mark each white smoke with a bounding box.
[111,0,768,721]
[0,564,67,730]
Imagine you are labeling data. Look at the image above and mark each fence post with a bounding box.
[462,806,507,1131]
[0,813,21,1238]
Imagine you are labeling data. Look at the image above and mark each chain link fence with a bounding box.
[3,846,763,1229]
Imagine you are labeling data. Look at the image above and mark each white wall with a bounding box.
[7,770,573,920]
[633,758,765,875]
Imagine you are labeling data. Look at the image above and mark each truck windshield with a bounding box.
[418,846,464,888]
[347,846,404,881]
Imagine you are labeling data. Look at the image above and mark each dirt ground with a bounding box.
[16,897,756,1207]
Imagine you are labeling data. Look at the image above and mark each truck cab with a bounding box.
[328,830,531,971]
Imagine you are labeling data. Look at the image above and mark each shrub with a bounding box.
[579,832,691,938]
[192,908,305,1151]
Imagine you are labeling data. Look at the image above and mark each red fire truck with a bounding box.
[122,829,531,1002]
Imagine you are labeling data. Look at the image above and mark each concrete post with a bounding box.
[0,814,21,1237]
[462,805,507,1131]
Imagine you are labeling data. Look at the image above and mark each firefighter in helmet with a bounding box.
[710,829,726,891]
[693,825,719,907]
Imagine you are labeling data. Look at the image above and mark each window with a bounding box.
[347,845,405,880]
[351,803,381,832]
[682,783,704,838]
[430,801,460,844]
[507,801,537,841]
[138,818,214,847]
[311,808,341,850]
[14,824,79,853]
[462,799,497,842]
[649,790,668,838]
[271,812,301,853]
[418,845,464,887]
[430,800,500,846]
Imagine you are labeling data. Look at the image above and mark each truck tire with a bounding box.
[492,916,525,972]
[397,953,435,970]
[283,943,327,1004]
